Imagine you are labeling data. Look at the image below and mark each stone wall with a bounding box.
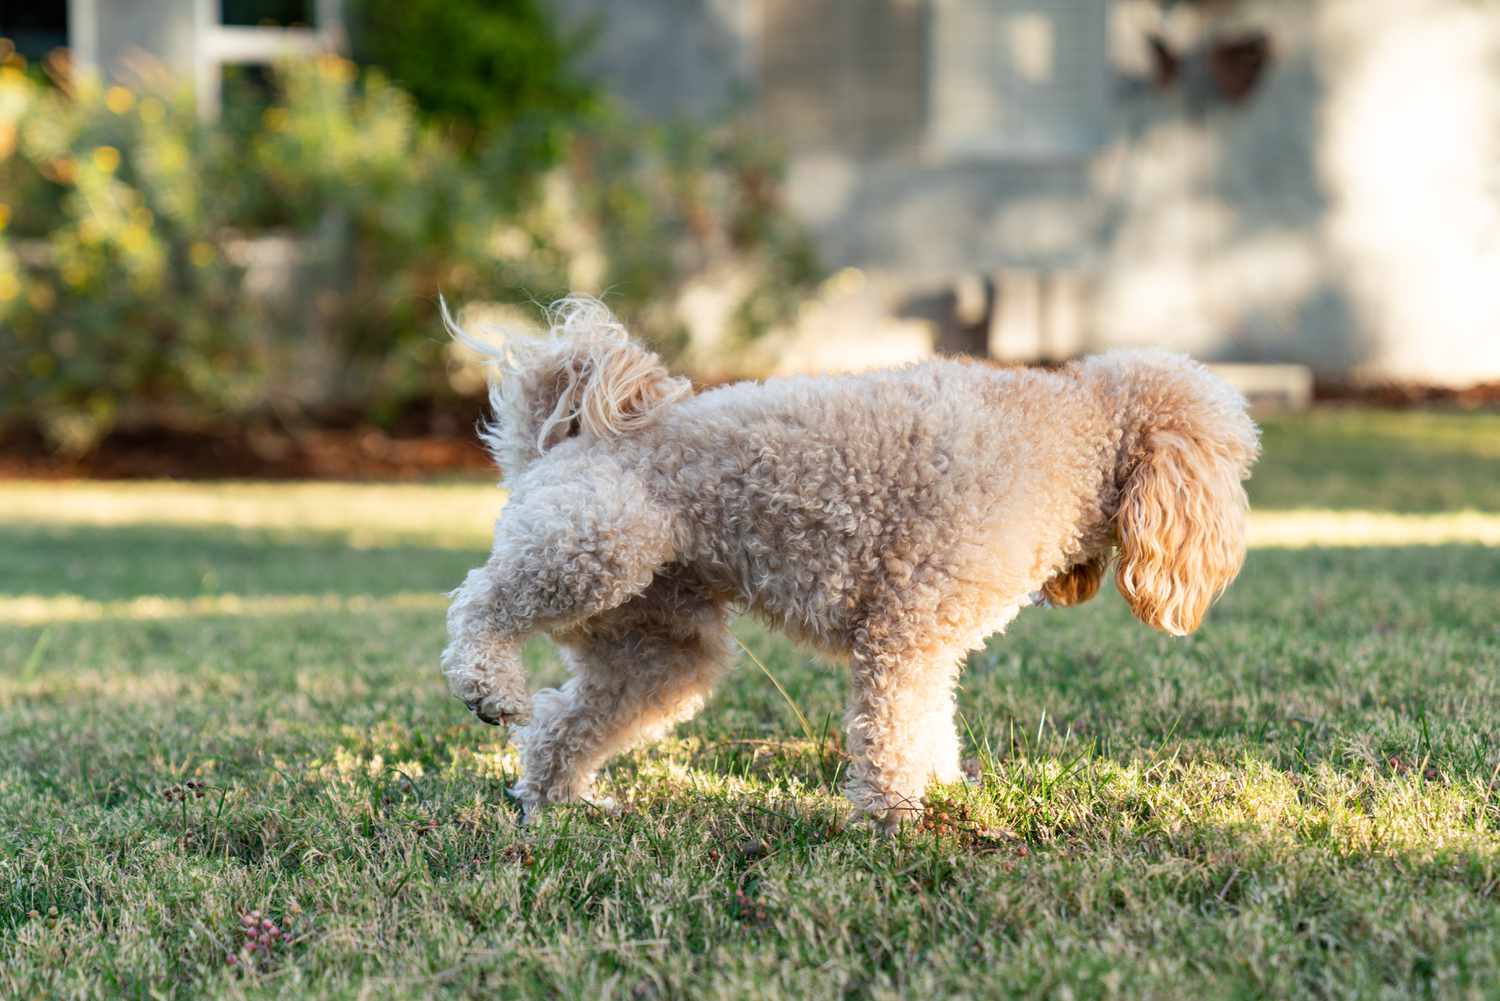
[553,0,1500,386]
[1091,0,1500,386]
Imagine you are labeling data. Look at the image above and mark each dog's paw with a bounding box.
[507,781,615,824]
[850,806,918,837]
[844,780,923,835]
[442,638,531,726]
[464,690,532,727]
[507,783,543,824]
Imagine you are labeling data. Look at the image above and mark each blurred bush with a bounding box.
[0,46,818,454]
[0,59,264,453]
[346,0,595,156]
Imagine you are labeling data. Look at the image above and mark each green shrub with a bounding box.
[0,65,268,452]
[346,0,595,153]
[0,53,819,453]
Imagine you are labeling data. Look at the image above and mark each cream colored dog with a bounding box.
[442,298,1259,828]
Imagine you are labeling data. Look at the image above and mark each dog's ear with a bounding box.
[1114,429,1251,636]
[1042,556,1108,607]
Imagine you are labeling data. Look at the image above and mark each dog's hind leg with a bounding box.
[510,586,732,819]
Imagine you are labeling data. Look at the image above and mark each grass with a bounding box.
[1251,408,1500,512]
[2,407,1499,998]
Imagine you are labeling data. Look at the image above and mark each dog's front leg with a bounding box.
[442,467,677,730]
[842,643,966,832]
[442,565,533,726]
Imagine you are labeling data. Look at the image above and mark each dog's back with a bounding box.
[627,360,1119,646]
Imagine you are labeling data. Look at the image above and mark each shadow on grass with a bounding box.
[4,540,1497,855]
[0,522,484,601]
[8,742,1495,1000]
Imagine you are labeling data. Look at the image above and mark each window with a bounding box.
[0,1,67,63]
[220,1,316,28]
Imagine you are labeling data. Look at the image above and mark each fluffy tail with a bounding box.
[442,296,691,481]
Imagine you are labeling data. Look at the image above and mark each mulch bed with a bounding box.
[0,426,495,480]
[1315,380,1500,409]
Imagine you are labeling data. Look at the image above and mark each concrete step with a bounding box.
[1208,363,1314,413]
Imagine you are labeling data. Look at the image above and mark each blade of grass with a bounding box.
[733,636,817,748]
[18,626,51,681]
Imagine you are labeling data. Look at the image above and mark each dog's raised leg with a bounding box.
[443,464,676,727]
[511,593,732,820]
[842,641,967,832]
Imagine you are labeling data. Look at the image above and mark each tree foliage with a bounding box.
[346,0,596,151]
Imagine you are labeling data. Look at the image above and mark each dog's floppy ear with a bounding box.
[1114,428,1251,636]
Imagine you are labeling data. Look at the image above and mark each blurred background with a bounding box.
[1,0,1497,475]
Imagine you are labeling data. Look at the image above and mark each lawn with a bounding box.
[3,408,1500,999]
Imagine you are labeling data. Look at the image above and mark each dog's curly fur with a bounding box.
[442,297,1260,828]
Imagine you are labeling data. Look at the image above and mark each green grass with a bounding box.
[3,408,1500,998]
[1251,408,1500,512]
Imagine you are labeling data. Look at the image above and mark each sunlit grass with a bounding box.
[1253,407,1500,512]
[0,480,504,548]
[1248,509,1500,547]
[2,408,1499,998]
[5,483,1500,553]
[0,591,446,626]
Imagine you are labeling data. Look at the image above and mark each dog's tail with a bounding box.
[442,295,691,480]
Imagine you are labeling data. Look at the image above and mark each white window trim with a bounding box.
[67,0,345,120]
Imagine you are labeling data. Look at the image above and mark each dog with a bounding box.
[441,297,1260,829]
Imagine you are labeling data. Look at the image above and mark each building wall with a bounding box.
[68,0,340,117]
[549,0,757,122]
[1091,0,1500,386]
[558,0,1500,385]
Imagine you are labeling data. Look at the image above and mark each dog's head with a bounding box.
[445,297,691,483]
[1084,350,1261,636]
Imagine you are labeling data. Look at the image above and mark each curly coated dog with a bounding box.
[441,297,1260,828]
